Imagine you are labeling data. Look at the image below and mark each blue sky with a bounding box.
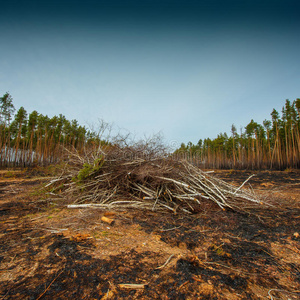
[1,0,299,147]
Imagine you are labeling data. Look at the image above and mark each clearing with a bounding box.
[0,169,299,299]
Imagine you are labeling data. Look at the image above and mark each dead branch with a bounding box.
[155,254,175,269]
[48,138,264,214]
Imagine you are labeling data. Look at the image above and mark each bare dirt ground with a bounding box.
[0,169,299,299]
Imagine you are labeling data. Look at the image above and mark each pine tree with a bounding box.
[0,92,15,126]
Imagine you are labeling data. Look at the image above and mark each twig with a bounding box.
[160,225,182,232]
[36,270,64,300]
[156,254,175,269]
[118,283,148,289]
[49,148,262,214]
[268,288,300,300]
[233,174,256,195]
[178,280,189,289]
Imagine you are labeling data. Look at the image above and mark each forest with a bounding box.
[174,98,300,169]
[0,92,299,169]
[0,92,96,167]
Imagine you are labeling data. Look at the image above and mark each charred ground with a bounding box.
[0,169,299,299]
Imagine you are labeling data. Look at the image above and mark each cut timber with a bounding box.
[101,216,114,225]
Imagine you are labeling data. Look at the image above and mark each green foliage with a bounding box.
[0,92,108,167]
[1,92,299,170]
[174,98,300,169]
[10,106,28,140]
[75,156,105,183]
[0,92,15,126]
[76,163,93,182]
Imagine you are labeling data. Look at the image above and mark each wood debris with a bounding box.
[48,142,264,214]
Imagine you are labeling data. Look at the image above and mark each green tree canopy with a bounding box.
[0,92,15,126]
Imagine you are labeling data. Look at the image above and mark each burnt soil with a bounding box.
[0,169,300,299]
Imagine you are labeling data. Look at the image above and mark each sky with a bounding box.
[1,0,300,148]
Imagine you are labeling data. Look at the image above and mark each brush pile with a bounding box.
[47,142,262,213]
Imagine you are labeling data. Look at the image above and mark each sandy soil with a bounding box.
[0,169,299,299]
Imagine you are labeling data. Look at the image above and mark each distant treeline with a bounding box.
[1,93,299,169]
[0,92,101,167]
[174,98,300,170]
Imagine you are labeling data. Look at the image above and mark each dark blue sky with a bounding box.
[1,0,300,145]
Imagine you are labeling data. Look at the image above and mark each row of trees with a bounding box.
[174,99,300,169]
[1,92,299,169]
[0,92,96,167]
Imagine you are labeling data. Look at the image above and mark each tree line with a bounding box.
[0,92,99,167]
[1,92,299,169]
[174,98,300,170]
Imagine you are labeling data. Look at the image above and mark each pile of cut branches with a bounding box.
[47,142,262,214]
